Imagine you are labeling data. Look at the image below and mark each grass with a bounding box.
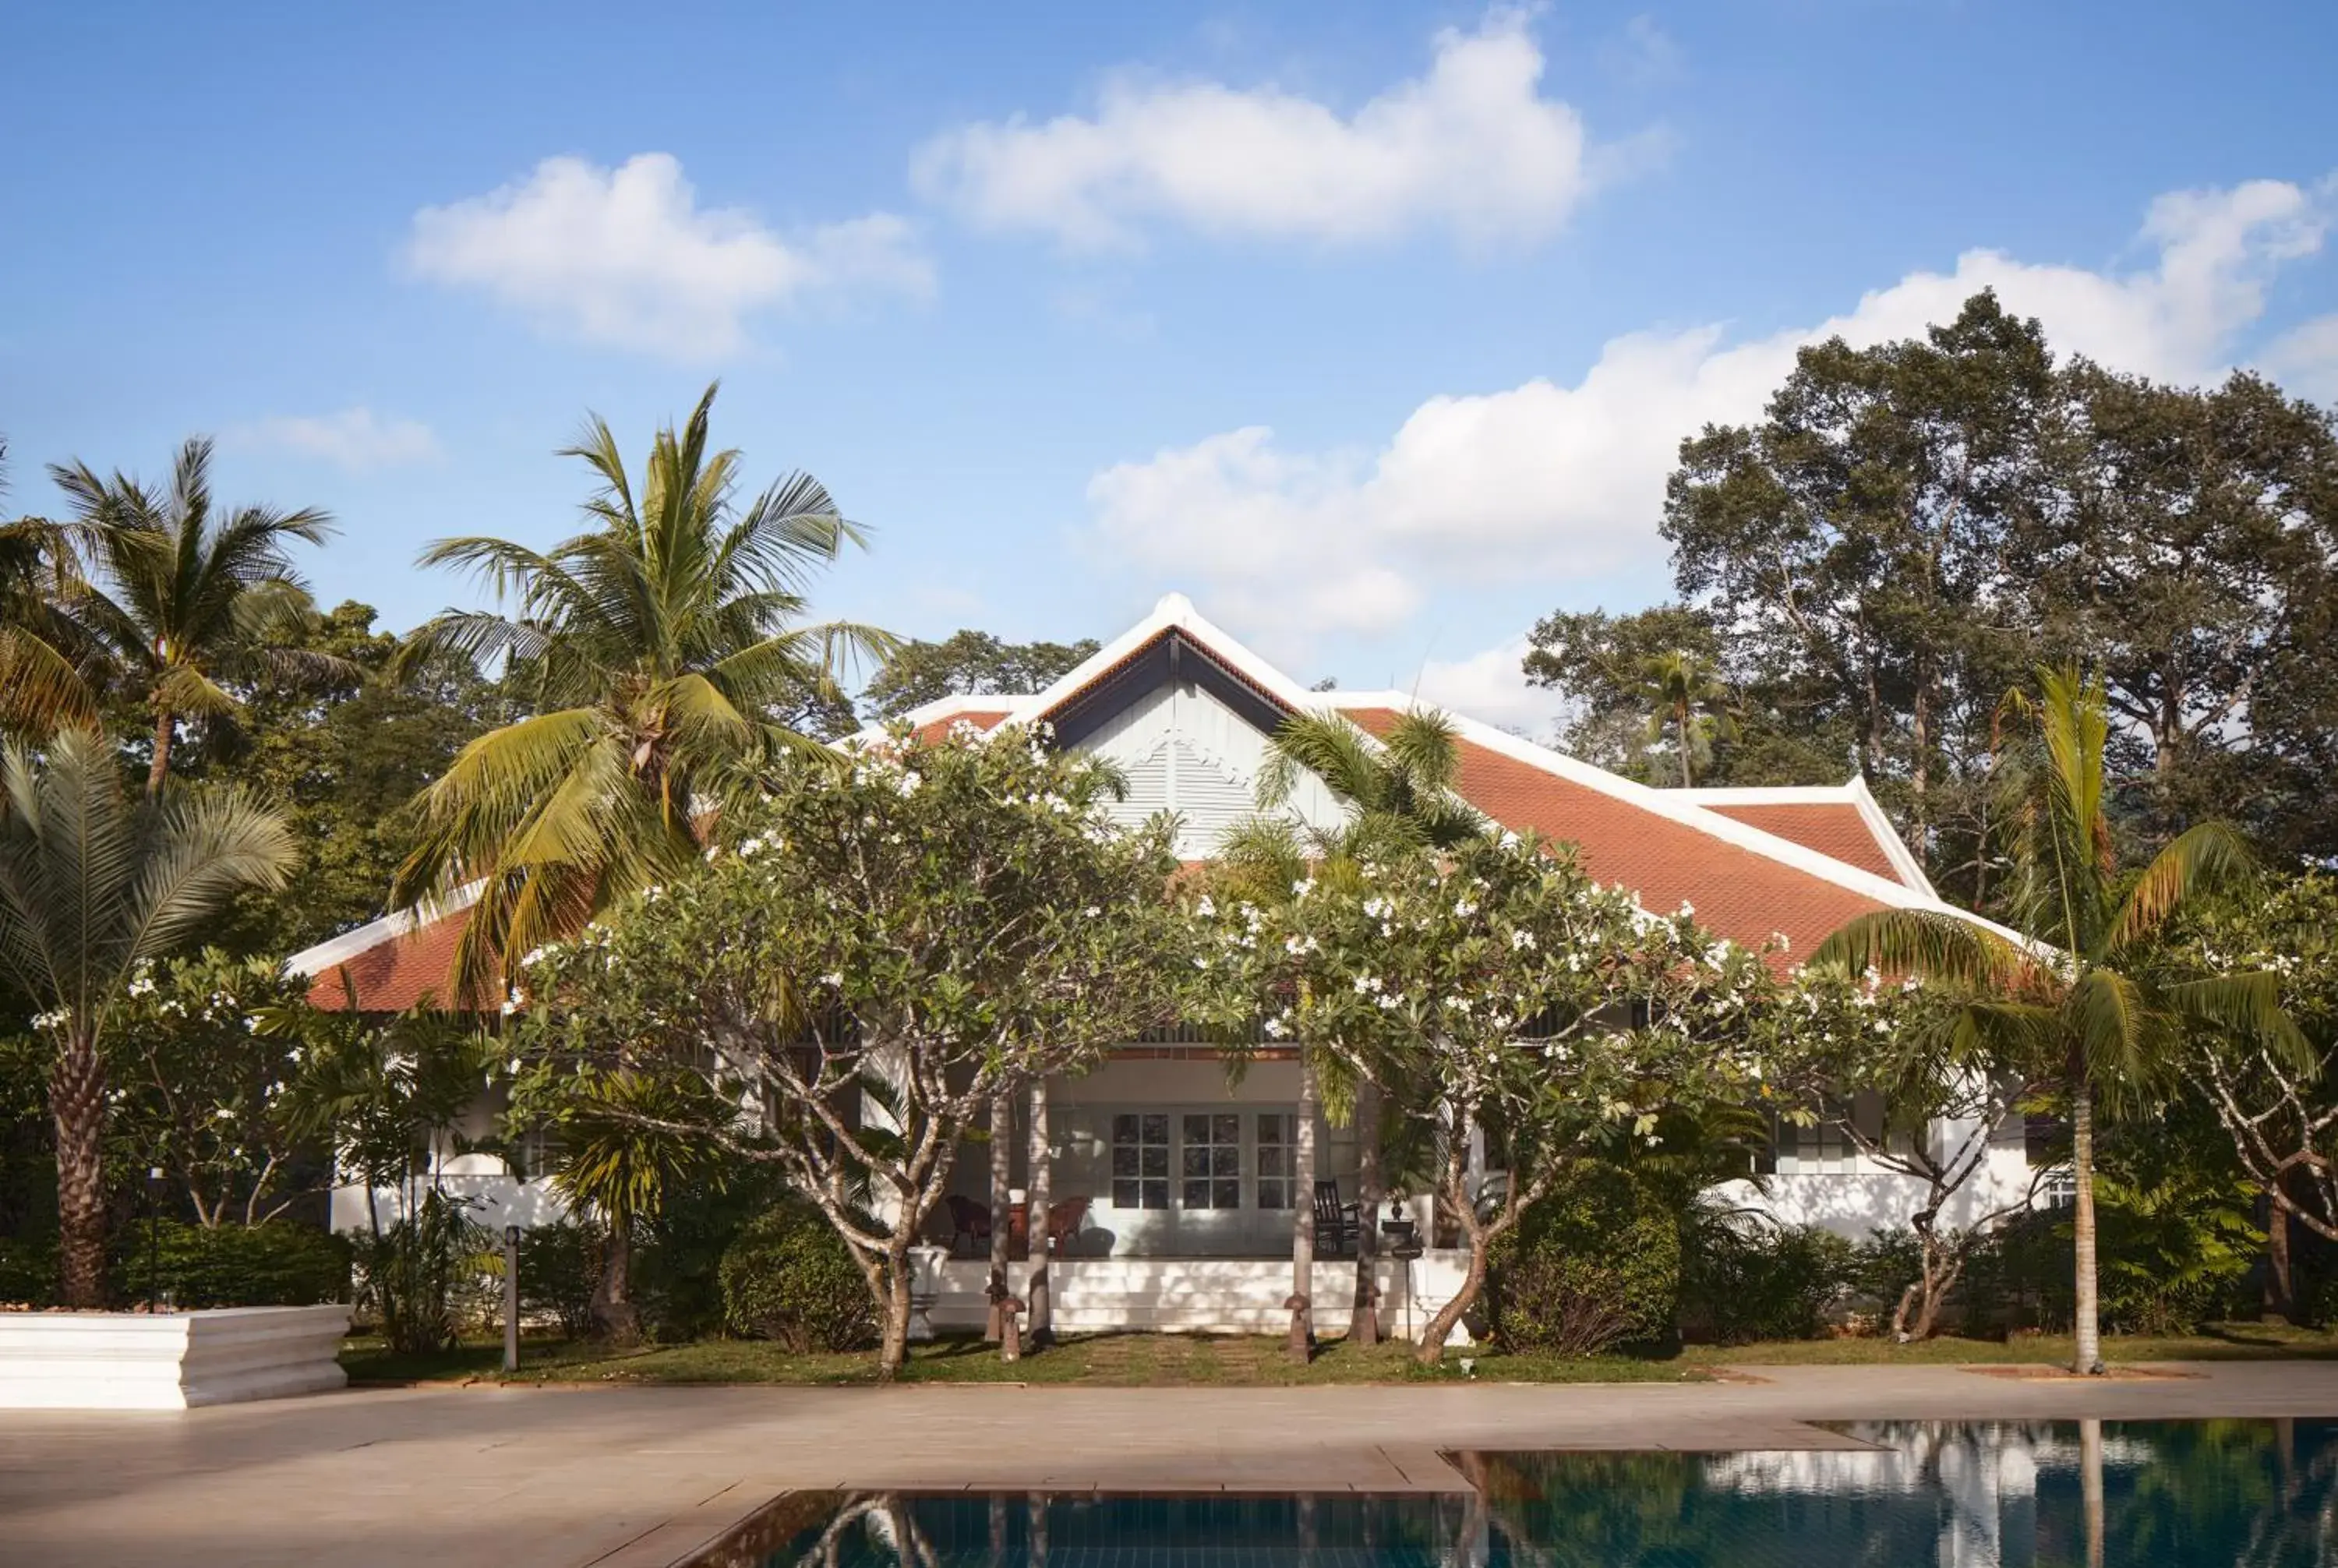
[341,1319,2338,1389]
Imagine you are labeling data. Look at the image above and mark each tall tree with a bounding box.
[394,383,892,984]
[859,630,1100,722]
[1637,648,1737,788]
[1812,668,2301,1373]
[48,438,340,797]
[0,728,295,1305]
[0,441,101,739]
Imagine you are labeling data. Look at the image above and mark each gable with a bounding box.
[1076,676,1348,859]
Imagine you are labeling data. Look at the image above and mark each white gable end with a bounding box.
[1073,679,1347,859]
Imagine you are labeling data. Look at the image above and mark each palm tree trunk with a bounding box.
[592,1217,639,1343]
[2071,1077,2103,1375]
[1025,1076,1052,1348]
[146,704,175,799]
[51,1030,108,1308]
[987,1082,1012,1341]
[1289,1054,1318,1361]
[1348,1082,1383,1347]
[1677,701,1693,789]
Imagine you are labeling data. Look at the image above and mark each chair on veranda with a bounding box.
[1312,1180,1358,1259]
[1044,1195,1092,1255]
[945,1194,992,1258]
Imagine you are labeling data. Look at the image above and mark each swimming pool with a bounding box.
[703,1420,2338,1567]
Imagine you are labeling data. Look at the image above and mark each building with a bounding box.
[287,593,2038,1337]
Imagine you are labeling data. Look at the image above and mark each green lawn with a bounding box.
[339,1320,2338,1388]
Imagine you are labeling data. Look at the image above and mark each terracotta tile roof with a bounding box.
[911,708,1011,744]
[303,904,482,1013]
[1344,708,1888,962]
[1698,801,1907,887]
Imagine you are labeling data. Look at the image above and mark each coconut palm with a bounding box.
[1811,667,2301,1373]
[1637,648,1735,788]
[543,1070,731,1342]
[393,383,892,987]
[0,443,101,739]
[0,728,296,1305]
[1222,706,1482,1351]
[48,439,341,796]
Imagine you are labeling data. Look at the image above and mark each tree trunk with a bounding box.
[2080,1416,2106,1568]
[2071,1077,2103,1375]
[1289,1055,1318,1361]
[878,1243,913,1379]
[590,1217,640,1343]
[2264,1181,2294,1323]
[1676,701,1693,789]
[146,704,175,799]
[51,1033,108,1309]
[1348,1082,1382,1347]
[1414,1119,1480,1365]
[1025,1076,1053,1348]
[986,1082,1012,1341]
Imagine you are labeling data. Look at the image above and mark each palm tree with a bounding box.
[0,442,101,738]
[1224,707,1482,1351]
[543,1071,730,1342]
[0,728,295,1305]
[1811,667,2301,1373]
[394,383,892,986]
[1637,649,1735,788]
[48,438,340,796]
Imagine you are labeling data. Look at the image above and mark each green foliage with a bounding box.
[514,1218,602,1337]
[630,1153,792,1341]
[1680,1212,1856,1344]
[0,1232,54,1305]
[720,1201,878,1352]
[1487,1164,1679,1356]
[859,630,1100,722]
[2089,1142,2262,1336]
[353,1189,493,1354]
[394,383,892,984]
[110,1218,349,1308]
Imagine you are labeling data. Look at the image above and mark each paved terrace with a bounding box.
[5,1362,2336,1568]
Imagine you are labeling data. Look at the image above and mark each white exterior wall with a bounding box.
[1079,680,1347,858]
[1715,1109,2036,1240]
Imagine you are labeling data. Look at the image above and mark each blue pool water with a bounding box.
[717,1421,2338,1567]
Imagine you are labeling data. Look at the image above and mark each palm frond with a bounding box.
[2109,820,2257,956]
[1810,908,2036,991]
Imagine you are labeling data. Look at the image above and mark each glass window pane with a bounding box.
[1181,1179,1210,1210]
[1259,1149,1287,1178]
[1143,1180,1167,1210]
[1214,1114,1239,1143]
[1259,1180,1287,1210]
[1214,1179,1241,1209]
[1142,1114,1168,1143]
[1112,1179,1139,1209]
[1182,1146,1210,1178]
[1182,1114,1209,1142]
[1212,1146,1239,1177]
[1113,1114,1139,1142]
[1141,1147,1167,1177]
[1112,1146,1138,1177]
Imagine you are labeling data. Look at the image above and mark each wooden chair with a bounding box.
[1312,1180,1358,1259]
[945,1194,992,1258]
[1044,1195,1092,1254]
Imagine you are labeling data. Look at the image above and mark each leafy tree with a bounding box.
[507,723,1185,1377]
[0,442,101,739]
[46,437,341,797]
[0,728,295,1305]
[1812,667,2301,1372]
[1636,648,1737,788]
[394,383,892,987]
[1197,828,1778,1363]
[533,1069,731,1343]
[1217,707,1481,1350]
[859,630,1100,722]
[111,948,320,1227]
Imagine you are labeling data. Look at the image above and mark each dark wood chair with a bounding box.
[1044,1195,1091,1253]
[945,1194,992,1258]
[1312,1180,1358,1258]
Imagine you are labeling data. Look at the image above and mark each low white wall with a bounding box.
[330,1172,570,1234]
[924,1252,1472,1342]
[0,1304,351,1410]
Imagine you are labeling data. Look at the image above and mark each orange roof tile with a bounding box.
[1699,801,1909,888]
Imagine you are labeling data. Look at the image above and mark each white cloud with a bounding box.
[2263,313,2338,401]
[914,11,1601,250]
[1407,637,1570,738]
[235,408,439,471]
[405,154,933,357]
[1087,175,2336,657]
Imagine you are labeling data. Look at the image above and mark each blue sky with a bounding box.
[5,2,2333,727]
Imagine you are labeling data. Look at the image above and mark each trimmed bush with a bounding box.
[111,1219,350,1308]
[1680,1213,1855,1344]
[0,1234,55,1307]
[720,1202,876,1352]
[515,1218,603,1337]
[1488,1164,1679,1357]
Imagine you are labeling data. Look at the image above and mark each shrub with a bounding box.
[1680,1210,1856,1344]
[634,1155,792,1341]
[720,1201,876,1352]
[515,1218,602,1337]
[1488,1164,1679,1357]
[109,1220,350,1308]
[353,1192,494,1353]
[0,1234,55,1307]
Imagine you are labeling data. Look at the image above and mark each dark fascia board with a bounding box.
[1047,629,1292,750]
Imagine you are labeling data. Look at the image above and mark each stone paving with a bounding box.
[3,1361,2336,1568]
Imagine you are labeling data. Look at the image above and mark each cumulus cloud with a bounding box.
[235,408,439,471]
[1088,175,2336,653]
[405,154,933,357]
[1407,637,1571,738]
[914,11,1601,250]
[2263,313,2338,401]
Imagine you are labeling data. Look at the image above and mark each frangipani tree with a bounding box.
[509,722,1185,1377]
[1812,667,2301,1373]
[1198,828,1779,1363]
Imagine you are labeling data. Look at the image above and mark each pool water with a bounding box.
[720,1421,2338,1568]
